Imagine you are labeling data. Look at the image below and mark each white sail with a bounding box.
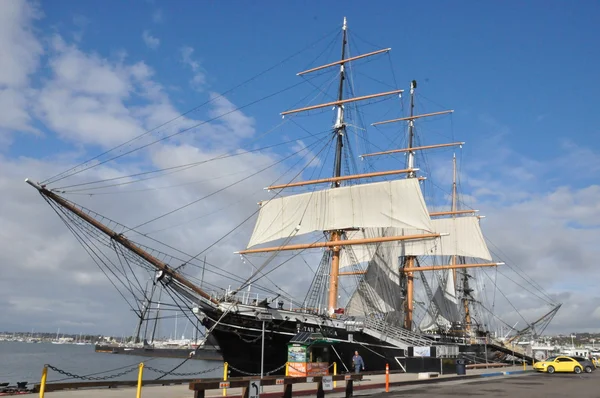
[247,178,432,248]
[402,216,492,261]
[345,233,403,325]
[419,271,460,332]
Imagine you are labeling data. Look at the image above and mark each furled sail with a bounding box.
[402,216,492,261]
[419,271,460,331]
[247,178,432,248]
[345,230,404,325]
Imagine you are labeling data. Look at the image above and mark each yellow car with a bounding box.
[533,355,593,374]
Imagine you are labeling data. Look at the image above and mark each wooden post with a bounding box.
[38,365,48,398]
[345,379,353,398]
[283,384,293,398]
[317,381,325,398]
[136,362,144,398]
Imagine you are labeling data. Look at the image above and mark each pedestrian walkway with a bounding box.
[49,366,531,398]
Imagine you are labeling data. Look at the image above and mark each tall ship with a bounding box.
[26,18,560,375]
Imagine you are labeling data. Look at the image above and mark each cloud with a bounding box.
[152,9,163,23]
[0,1,316,336]
[0,0,43,143]
[1,0,599,340]
[181,46,206,90]
[142,30,160,49]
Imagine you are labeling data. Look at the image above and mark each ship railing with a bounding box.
[361,317,435,347]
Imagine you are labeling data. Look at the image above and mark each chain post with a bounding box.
[333,362,337,388]
[39,365,48,398]
[136,362,144,398]
[222,362,228,397]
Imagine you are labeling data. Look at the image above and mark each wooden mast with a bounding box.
[327,16,348,316]
[403,80,418,330]
[24,179,218,305]
[451,154,458,286]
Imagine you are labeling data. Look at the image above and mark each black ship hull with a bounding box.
[95,344,223,361]
[199,308,406,376]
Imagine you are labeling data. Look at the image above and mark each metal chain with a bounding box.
[228,361,333,377]
[228,362,287,376]
[46,364,138,381]
[144,364,223,377]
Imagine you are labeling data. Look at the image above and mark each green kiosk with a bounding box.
[287,332,336,377]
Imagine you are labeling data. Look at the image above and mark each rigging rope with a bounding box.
[43,26,342,186]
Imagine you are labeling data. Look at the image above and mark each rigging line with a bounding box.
[179,133,335,269]
[112,241,144,314]
[239,235,326,292]
[47,79,320,188]
[486,240,552,302]
[46,198,141,316]
[43,26,341,186]
[489,264,553,305]
[301,29,341,71]
[233,134,333,292]
[480,268,530,326]
[124,134,331,234]
[241,256,302,305]
[114,242,149,302]
[51,121,328,191]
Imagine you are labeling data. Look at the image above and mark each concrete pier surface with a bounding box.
[46,366,536,398]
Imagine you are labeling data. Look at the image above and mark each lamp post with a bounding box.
[257,312,274,379]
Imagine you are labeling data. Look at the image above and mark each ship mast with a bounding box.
[327,17,348,315]
[403,80,418,330]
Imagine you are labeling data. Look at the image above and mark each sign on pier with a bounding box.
[322,376,333,391]
[249,380,260,398]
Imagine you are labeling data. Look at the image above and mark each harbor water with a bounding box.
[0,341,223,385]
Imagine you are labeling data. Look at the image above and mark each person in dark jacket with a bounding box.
[352,351,365,374]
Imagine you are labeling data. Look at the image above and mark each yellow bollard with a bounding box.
[222,362,228,397]
[285,362,289,377]
[523,360,526,371]
[39,365,48,398]
[333,362,337,388]
[136,362,144,398]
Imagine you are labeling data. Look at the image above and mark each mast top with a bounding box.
[343,17,347,30]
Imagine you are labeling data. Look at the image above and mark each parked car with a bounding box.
[533,355,594,374]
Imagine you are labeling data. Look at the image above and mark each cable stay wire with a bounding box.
[124,132,332,234]
[176,132,336,270]
[43,25,342,186]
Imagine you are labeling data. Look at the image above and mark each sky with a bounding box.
[1,0,600,338]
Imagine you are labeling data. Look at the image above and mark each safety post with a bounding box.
[385,363,389,392]
[136,362,144,398]
[523,360,526,371]
[333,362,337,388]
[223,362,228,396]
[285,361,289,376]
[39,365,48,398]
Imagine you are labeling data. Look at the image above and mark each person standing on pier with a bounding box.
[352,351,365,374]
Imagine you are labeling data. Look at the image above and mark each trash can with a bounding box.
[456,359,466,375]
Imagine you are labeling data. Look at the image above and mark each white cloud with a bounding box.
[152,9,163,23]
[181,46,206,90]
[0,0,43,143]
[1,0,599,339]
[142,30,160,49]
